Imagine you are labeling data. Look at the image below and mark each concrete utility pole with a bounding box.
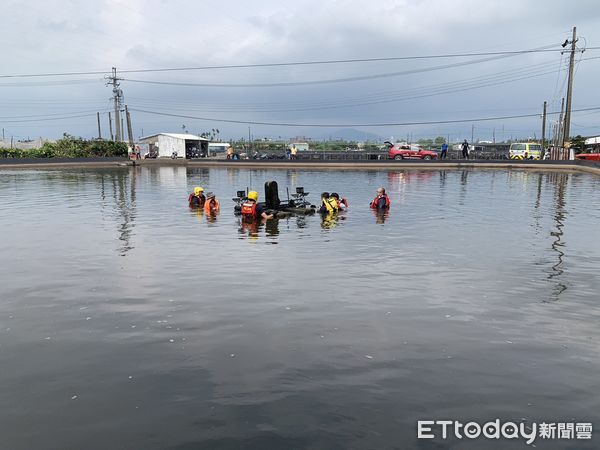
[97,112,102,139]
[557,97,565,150]
[541,101,547,150]
[106,67,123,141]
[125,105,134,150]
[471,124,474,144]
[108,112,114,141]
[563,27,577,148]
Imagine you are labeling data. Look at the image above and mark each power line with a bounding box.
[121,53,597,91]
[0,112,100,123]
[2,45,598,79]
[120,52,552,88]
[128,106,600,128]
[127,61,564,113]
[0,109,105,120]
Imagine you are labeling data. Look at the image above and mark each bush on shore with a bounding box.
[0,135,128,158]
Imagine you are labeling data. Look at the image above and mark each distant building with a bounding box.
[139,133,208,158]
[585,136,600,150]
[208,142,231,155]
[289,142,310,152]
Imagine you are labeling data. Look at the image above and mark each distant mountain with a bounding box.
[320,128,383,142]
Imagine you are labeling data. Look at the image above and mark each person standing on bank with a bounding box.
[441,142,448,159]
[461,140,469,159]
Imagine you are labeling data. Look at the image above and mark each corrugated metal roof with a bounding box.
[140,133,208,141]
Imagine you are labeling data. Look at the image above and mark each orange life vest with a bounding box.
[204,198,219,214]
[241,201,258,219]
[370,194,390,209]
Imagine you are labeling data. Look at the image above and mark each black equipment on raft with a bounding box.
[233,181,316,216]
[232,190,247,206]
[264,181,281,210]
[290,186,310,208]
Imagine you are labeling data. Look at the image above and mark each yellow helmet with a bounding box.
[247,191,259,201]
[194,187,204,195]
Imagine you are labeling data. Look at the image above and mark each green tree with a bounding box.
[417,138,434,148]
[569,135,586,154]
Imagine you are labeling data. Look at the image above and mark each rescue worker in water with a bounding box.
[370,187,390,210]
[331,192,348,210]
[188,186,206,208]
[241,191,274,220]
[204,192,220,214]
[319,192,339,214]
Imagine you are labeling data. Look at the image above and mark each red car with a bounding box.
[386,142,438,160]
[575,153,600,161]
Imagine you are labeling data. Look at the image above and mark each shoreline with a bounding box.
[1,158,599,176]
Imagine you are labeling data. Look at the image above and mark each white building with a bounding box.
[139,133,209,158]
[585,136,600,150]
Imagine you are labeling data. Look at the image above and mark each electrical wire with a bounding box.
[120,52,555,88]
[2,45,598,79]
[128,106,600,128]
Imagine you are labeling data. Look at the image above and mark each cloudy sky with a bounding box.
[1,0,599,143]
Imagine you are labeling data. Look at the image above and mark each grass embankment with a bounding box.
[0,135,127,158]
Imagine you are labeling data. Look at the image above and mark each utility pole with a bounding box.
[493,128,496,144]
[541,101,547,151]
[248,126,251,153]
[108,112,114,141]
[106,67,123,141]
[557,97,565,150]
[125,105,134,150]
[97,112,102,139]
[563,27,577,149]
[471,124,474,144]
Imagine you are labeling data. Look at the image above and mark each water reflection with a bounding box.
[372,209,389,224]
[547,172,568,300]
[459,169,469,205]
[97,168,138,256]
[320,212,339,229]
[238,218,263,241]
[2,167,600,450]
[265,217,280,239]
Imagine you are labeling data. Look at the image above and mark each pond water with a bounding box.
[0,166,599,450]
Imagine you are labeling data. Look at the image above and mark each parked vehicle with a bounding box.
[385,142,438,160]
[575,152,600,161]
[509,142,542,160]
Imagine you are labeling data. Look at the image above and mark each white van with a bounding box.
[509,142,542,160]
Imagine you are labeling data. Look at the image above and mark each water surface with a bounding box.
[1,167,599,450]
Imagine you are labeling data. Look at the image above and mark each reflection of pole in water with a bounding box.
[532,173,543,235]
[110,168,137,256]
[458,170,468,205]
[547,172,568,300]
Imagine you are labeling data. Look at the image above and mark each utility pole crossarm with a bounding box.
[106,67,124,142]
